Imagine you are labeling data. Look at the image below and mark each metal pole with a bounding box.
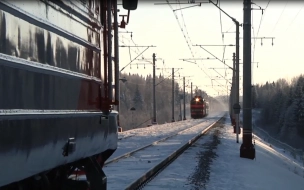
[179,95,182,121]
[172,68,175,122]
[183,77,186,120]
[107,0,113,102]
[113,0,120,126]
[236,21,240,143]
[232,53,238,143]
[152,53,157,124]
[232,53,236,128]
[240,0,255,159]
[227,85,229,111]
[229,86,232,123]
[191,82,193,100]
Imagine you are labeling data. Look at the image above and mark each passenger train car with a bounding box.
[0,0,137,189]
[190,95,209,119]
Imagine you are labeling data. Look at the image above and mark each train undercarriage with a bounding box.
[3,154,111,190]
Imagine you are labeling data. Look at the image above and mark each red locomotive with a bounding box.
[190,96,209,119]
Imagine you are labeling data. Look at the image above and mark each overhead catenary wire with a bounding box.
[120,28,169,74]
[120,36,142,62]
[218,0,226,76]
[166,0,194,57]
[120,34,148,60]
[284,3,304,33]
[271,1,287,35]
[119,32,170,72]
[256,0,270,37]
[166,0,216,90]
[120,36,140,55]
[252,1,271,85]
[178,0,193,50]
[178,0,229,95]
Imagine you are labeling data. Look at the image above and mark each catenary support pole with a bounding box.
[240,0,255,159]
[183,77,186,120]
[172,68,175,122]
[236,22,240,143]
[233,53,236,128]
[191,82,193,100]
[233,53,240,143]
[152,53,157,124]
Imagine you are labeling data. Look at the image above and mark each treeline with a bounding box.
[118,72,224,131]
[254,74,304,148]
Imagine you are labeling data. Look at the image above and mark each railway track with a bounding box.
[105,119,210,165]
[103,114,225,189]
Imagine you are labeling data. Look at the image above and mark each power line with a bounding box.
[256,1,270,38]
[265,1,271,9]
[252,1,271,83]
[252,1,273,86]
[166,0,212,83]
[284,3,304,33]
[178,0,193,49]
[166,0,229,96]
[166,0,195,58]
[271,1,288,35]
[120,35,143,59]
[120,33,161,73]
[225,23,234,33]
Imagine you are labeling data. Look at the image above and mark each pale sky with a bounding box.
[117,1,304,97]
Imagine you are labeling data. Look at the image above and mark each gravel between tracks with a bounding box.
[187,119,224,189]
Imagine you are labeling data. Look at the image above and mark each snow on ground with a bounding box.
[104,113,224,189]
[109,111,224,161]
[144,114,304,190]
[206,116,304,190]
[143,121,220,190]
[104,112,304,189]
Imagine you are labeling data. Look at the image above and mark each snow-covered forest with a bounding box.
[254,74,304,149]
[118,72,225,131]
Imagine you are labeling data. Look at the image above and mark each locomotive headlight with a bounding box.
[195,98,199,102]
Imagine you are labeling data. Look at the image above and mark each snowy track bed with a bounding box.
[112,117,213,159]
[102,115,225,189]
[142,117,225,190]
[102,112,304,190]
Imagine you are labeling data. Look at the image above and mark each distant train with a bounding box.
[190,96,209,119]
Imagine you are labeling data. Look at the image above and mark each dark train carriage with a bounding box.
[0,0,137,189]
[190,96,208,119]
